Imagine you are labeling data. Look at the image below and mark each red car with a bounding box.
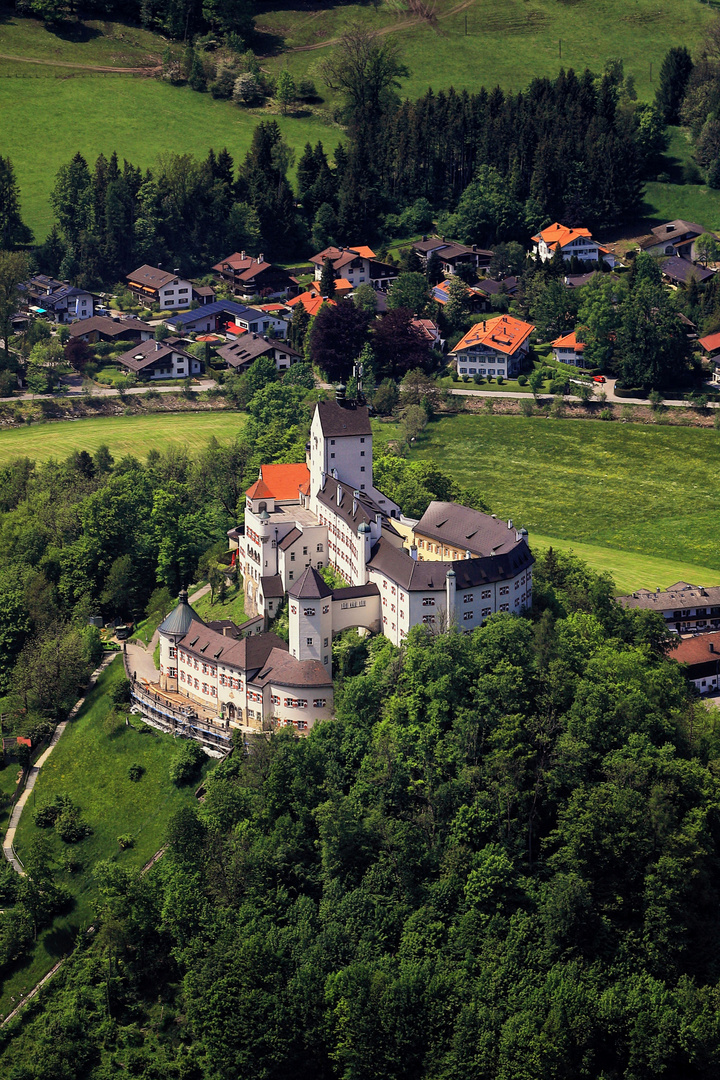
[592,375,606,384]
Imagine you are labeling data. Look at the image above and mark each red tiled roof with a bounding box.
[672,632,720,666]
[246,478,274,500]
[532,222,593,250]
[287,289,336,316]
[699,331,720,353]
[225,323,247,336]
[260,462,310,502]
[552,331,585,351]
[453,314,535,356]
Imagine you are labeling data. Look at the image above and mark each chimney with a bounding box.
[507,519,513,530]
[155,341,162,351]
[465,549,471,560]
[710,643,715,653]
[241,251,246,260]
[258,253,263,263]
[336,483,342,505]
[335,384,346,404]
[173,267,180,276]
[223,626,233,637]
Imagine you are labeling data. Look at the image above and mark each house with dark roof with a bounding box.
[310,246,398,291]
[618,581,720,633]
[638,220,709,261]
[68,316,154,344]
[413,237,492,274]
[116,337,202,379]
[126,265,196,309]
[165,301,288,337]
[660,256,714,287]
[216,333,300,372]
[20,275,94,323]
[212,252,297,299]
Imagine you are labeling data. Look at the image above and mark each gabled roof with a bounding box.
[415,501,525,558]
[532,223,593,250]
[116,337,193,372]
[246,477,274,500]
[367,535,534,592]
[166,300,257,327]
[552,331,585,351]
[288,566,333,600]
[287,289,336,316]
[216,334,274,368]
[660,256,714,285]
[127,264,182,289]
[671,632,720,667]
[316,398,372,437]
[260,574,285,599]
[252,647,332,690]
[260,463,310,502]
[278,527,303,551]
[699,330,720,353]
[212,252,276,280]
[67,316,152,338]
[452,314,535,356]
[310,245,376,268]
[651,220,705,242]
[180,621,286,673]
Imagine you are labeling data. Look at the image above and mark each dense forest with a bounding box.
[2,546,720,1077]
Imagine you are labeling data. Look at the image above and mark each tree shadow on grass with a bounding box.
[48,20,103,45]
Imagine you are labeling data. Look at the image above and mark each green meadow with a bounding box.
[373,413,720,590]
[0,412,247,467]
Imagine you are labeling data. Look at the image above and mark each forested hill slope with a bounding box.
[3,550,720,1077]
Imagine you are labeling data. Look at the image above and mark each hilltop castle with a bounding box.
[157,393,533,734]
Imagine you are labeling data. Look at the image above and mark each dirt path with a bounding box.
[0,52,160,74]
[262,0,475,54]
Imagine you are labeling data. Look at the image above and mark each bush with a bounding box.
[520,398,534,416]
[170,739,205,785]
[55,806,92,843]
[600,407,613,421]
[128,763,145,782]
[33,794,72,828]
[496,375,504,385]
[110,677,132,706]
[117,834,134,850]
[517,374,528,386]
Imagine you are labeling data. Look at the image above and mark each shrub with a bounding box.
[517,374,528,386]
[170,739,205,785]
[117,834,134,850]
[128,763,145,782]
[55,806,92,843]
[600,407,613,421]
[110,678,131,706]
[496,375,504,385]
[520,398,534,417]
[473,373,483,384]
[33,794,72,828]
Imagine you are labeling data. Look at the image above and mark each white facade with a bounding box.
[158,277,194,309]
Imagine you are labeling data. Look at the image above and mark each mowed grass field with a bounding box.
[2,659,215,1017]
[0,412,247,466]
[372,414,720,590]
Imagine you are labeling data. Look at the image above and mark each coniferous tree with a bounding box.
[655,46,694,124]
[0,157,32,249]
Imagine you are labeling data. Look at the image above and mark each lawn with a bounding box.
[1,658,215,1016]
[260,0,712,103]
[643,181,720,231]
[372,413,720,586]
[192,579,247,625]
[0,412,248,468]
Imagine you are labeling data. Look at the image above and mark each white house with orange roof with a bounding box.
[287,288,336,318]
[449,315,535,379]
[551,330,586,368]
[532,223,616,267]
[310,245,398,290]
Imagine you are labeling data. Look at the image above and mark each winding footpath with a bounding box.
[2,653,118,875]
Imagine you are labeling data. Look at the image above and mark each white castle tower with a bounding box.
[157,589,203,692]
[288,566,334,674]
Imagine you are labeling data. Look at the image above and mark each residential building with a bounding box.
[551,330,586,367]
[216,333,300,372]
[310,246,398,290]
[671,632,720,694]
[212,251,297,299]
[68,316,154,344]
[532,223,616,266]
[449,314,535,378]
[660,256,714,287]
[165,300,288,337]
[287,288,336,317]
[618,581,720,633]
[20,275,94,323]
[116,337,202,379]
[411,318,442,346]
[432,279,486,313]
[126,265,196,310]
[638,220,708,261]
[698,330,720,364]
[413,237,492,274]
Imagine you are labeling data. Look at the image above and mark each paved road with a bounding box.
[449,377,719,409]
[11,376,217,402]
[124,584,211,686]
[2,653,118,875]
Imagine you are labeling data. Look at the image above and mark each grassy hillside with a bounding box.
[0,412,247,467]
[373,414,720,588]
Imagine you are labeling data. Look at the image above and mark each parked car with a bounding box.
[592,375,606,384]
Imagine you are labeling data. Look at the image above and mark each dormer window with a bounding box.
[258,501,266,511]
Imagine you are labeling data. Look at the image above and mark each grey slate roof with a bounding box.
[278,527,302,551]
[116,337,194,373]
[367,536,533,592]
[68,316,152,339]
[316,399,372,438]
[181,621,286,673]
[260,573,285,598]
[288,566,332,600]
[660,257,714,285]
[216,334,274,368]
[415,502,523,557]
[332,583,381,601]
[316,476,384,533]
[619,582,720,611]
[158,591,205,637]
[253,648,332,690]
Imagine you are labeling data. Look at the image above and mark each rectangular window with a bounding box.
[360,466,365,472]
[500,603,509,612]
[313,698,326,708]
[482,590,491,599]
[360,438,365,443]
[304,608,315,616]
[482,607,491,617]
[330,453,335,459]
[360,451,365,457]
[464,594,474,603]
[169,647,177,657]
[423,614,436,624]
[303,546,308,555]
[306,637,313,646]
[422,597,435,606]
[290,553,295,561]
[317,544,323,552]
[463,611,473,621]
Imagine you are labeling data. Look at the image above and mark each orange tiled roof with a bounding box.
[453,315,535,356]
[260,463,311,502]
[287,289,336,316]
[532,222,593,251]
[699,330,720,353]
[551,331,585,351]
[246,477,274,500]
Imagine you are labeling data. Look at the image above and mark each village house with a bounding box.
[432,279,486,313]
[413,237,493,274]
[20,275,94,323]
[532,223,616,266]
[212,251,297,299]
[165,300,288,337]
[116,337,202,380]
[660,256,714,288]
[698,330,720,376]
[125,265,213,310]
[449,314,535,379]
[637,219,709,261]
[618,581,720,634]
[551,330,586,367]
[287,288,336,317]
[216,333,300,372]
[310,246,398,290]
[68,315,154,344]
[670,631,720,694]
[411,317,442,346]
